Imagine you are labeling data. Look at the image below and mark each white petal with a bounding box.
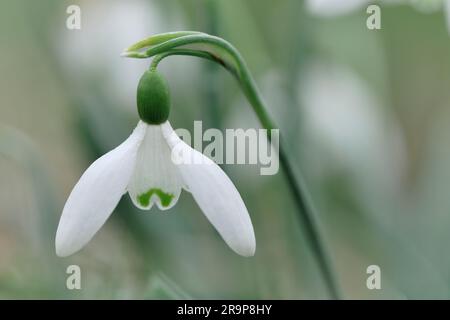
[127,124,183,210]
[55,122,146,257]
[161,122,255,257]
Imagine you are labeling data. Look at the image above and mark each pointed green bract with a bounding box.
[125,31,203,52]
[137,70,171,124]
[137,188,175,208]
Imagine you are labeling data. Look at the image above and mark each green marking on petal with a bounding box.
[137,188,175,208]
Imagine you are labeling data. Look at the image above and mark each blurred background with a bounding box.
[1,0,450,299]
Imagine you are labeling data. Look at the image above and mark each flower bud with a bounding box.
[137,70,170,124]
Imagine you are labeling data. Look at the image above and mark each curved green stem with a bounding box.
[149,49,218,71]
[124,32,342,299]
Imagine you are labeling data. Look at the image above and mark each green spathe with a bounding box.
[137,188,175,208]
[137,70,171,124]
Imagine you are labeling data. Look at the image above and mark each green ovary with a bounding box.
[137,188,175,208]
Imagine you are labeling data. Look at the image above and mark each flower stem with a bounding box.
[236,64,342,300]
[124,32,342,299]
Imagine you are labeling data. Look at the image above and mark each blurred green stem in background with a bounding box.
[124,32,342,299]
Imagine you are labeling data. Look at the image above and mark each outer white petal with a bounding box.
[127,124,183,210]
[55,122,146,257]
[161,122,255,257]
[306,0,369,17]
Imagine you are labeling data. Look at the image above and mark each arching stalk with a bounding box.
[123,32,342,299]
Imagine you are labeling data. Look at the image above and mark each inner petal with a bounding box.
[127,124,183,210]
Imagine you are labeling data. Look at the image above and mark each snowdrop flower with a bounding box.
[306,0,370,17]
[55,70,255,258]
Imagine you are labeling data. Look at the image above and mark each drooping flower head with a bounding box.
[55,69,255,257]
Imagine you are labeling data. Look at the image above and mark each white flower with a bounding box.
[55,121,255,257]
